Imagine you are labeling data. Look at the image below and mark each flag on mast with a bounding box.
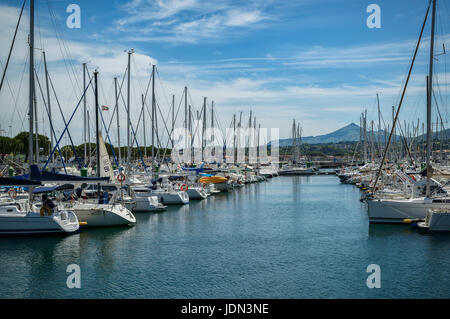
[101,105,109,111]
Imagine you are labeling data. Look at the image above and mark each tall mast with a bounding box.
[114,77,121,165]
[233,114,236,163]
[94,71,101,200]
[142,93,146,158]
[363,110,368,164]
[172,94,175,149]
[83,62,87,165]
[43,51,53,163]
[376,93,381,156]
[211,101,214,149]
[151,64,155,174]
[127,49,133,165]
[184,86,187,160]
[202,97,206,161]
[34,90,39,165]
[249,110,252,162]
[184,87,187,131]
[94,71,100,178]
[189,105,193,163]
[87,110,91,164]
[28,0,35,169]
[426,0,436,198]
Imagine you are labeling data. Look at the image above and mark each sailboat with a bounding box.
[367,0,450,223]
[0,178,79,235]
[0,0,81,235]
[94,132,166,212]
[65,72,136,227]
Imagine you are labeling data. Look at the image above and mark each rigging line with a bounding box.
[10,50,29,132]
[117,81,148,170]
[130,55,150,104]
[46,1,82,95]
[147,87,185,156]
[432,89,448,140]
[396,118,415,164]
[0,0,25,93]
[0,58,26,132]
[84,67,119,165]
[47,72,83,168]
[43,74,94,170]
[97,101,119,167]
[372,0,431,193]
[34,68,67,173]
[131,100,144,148]
[155,67,174,115]
[154,99,174,159]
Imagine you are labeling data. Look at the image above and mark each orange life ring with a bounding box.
[8,188,17,199]
[180,184,188,191]
[117,173,126,183]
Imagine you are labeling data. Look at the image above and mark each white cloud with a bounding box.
[113,0,270,43]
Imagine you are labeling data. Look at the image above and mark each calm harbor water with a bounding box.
[1,175,450,298]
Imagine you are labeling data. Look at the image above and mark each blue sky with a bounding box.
[0,0,449,144]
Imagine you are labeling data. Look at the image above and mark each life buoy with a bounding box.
[202,183,206,189]
[8,188,17,199]
[117,173,126,183]
[40,206,52,216]
[180,184,188,191]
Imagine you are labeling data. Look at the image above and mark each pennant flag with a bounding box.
[101,105,109,111]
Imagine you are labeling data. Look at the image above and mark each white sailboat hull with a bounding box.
[70,203,136,227]
[418,210,450,232]
[367,198,449,223]
[133,196,167,212]
[186,188,208,199]
[0,207,79,235]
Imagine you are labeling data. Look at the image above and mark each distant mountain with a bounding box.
[278,123,398,146]
[275,123,448,146]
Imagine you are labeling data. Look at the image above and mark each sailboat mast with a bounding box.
[376,93,381,155]
[34,90,39,165]
[426,0,436,198]
[114,77,121,166]
[151,64,155,174]
[43,51,53,163]
[142,94,146,158]
[172,94,175,149]
[202,97,206,162]
[28,0,34,169]
[127,50,132,165]
[94,71,100,178]
[233,114,236,163]
[83,62,87,165]
[87,110,91,164]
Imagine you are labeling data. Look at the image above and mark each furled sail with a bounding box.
[98,132,115,181]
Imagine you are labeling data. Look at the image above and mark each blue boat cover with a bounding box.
[0,177,41,186]
[30,165,109,182]
[33,184,75,194]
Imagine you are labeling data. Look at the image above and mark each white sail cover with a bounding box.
[98,132,114,181]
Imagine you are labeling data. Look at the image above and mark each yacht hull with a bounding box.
[71,203,136,227]
[367,198,448,223]
[0,210,79,235]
